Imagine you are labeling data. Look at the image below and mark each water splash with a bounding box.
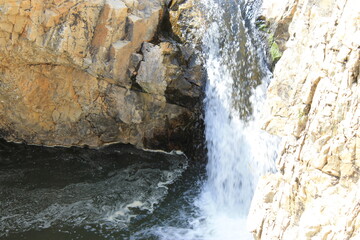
[139,1,280,239]
[199,0,279,238]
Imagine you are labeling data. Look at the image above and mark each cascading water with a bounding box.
[197,0,279,238]
[142,0,280,239]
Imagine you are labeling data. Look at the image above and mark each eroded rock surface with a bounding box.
[0,0,204,151]
[249,0,360,239]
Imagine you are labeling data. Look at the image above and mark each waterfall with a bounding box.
[133,0,280,239]
[197,0,279,238]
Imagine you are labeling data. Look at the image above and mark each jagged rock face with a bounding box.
[0,0,204,151]
[249,0,360,239]
[169,0,203,46]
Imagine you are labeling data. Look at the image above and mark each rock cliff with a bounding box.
[0,0,204,151]
[249,0,360,239]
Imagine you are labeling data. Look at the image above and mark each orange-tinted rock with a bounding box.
[0,0,204,152]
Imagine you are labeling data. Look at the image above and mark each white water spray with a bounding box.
[197,0,279,239]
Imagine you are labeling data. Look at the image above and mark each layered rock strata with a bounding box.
[249,0,360,239]
[0,0,204,151]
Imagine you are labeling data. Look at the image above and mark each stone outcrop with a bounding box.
[0,0,204,151]
[168,0,203,46]
[249,0,360,238]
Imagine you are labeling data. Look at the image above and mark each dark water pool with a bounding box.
[0,139,206,240]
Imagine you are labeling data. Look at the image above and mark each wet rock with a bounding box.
[255,0,298,68]
[169,0,203,45]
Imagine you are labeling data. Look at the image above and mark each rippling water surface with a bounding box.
[0,140,199,240]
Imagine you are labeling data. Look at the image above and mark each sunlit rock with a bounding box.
[250,0,360,238]
[0,0,204,151]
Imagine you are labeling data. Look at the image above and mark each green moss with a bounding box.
[255,15,270,33]
[268,33,274,45]
[267,33,282,63]
[257,23,270,32]
[270,41,282,62]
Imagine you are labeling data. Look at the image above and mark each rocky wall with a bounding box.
[249,0,360,239]
[0,0,204,151]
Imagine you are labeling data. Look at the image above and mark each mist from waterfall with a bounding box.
[198,0,279,238]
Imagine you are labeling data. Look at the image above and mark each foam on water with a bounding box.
[0,143,188,238]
